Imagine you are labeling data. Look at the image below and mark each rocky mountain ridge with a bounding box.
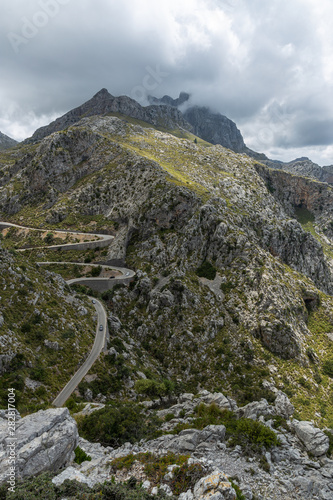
[1,114,333,424]
[0,131,17,151]
[25,89,192,143]
[262,157,333,185]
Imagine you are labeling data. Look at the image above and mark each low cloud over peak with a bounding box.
[0,0,332,165]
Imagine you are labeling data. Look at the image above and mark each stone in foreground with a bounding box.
[0,408,78,484]
[293,420,329,457]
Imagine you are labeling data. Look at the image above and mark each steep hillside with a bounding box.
[0,240,96,414]
[0,131,17,151]
[1,114,333,425]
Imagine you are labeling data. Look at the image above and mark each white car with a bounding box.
[125,272,130,276]
[92,300,96,304]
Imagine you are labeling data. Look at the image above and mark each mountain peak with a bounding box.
[92,88,113,99]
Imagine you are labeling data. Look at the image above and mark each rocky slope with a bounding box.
[1,113,333,428]
[1,390,333,499]
[0,237,96,414]
[0,132,17,151]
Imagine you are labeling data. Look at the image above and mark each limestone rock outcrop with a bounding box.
[292,420,330,457]
[0,408,78,484]
[193,470,236,499]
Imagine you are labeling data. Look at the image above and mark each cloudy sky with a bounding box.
[1,0,333,165]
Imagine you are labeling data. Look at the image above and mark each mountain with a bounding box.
[149,92,246,153]
[1,91,333,498]
[26,88,192,143]
[0,131,17,150]
[262,156,333,184]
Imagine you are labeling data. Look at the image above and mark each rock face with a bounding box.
[0,408,78,484]
[26,88,192,143]
[149,92,246,153]
[0,131,17,150]
[293,420,330,457]
[183,106,245,152]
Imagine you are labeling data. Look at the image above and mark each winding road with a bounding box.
[53,296,107,407]
[0,221,134,407]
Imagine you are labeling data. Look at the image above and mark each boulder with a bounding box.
[147,425,226,454]
[236,399,273,420]
[198,391,233,410]
[293,421,329,457]
[274,391,294,419]
[193,470,236,499]
[179,491,194,500]
[0,408,78,484]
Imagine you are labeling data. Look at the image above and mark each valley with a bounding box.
[1,91,333,499]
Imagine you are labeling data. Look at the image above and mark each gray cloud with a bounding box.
[0,0,332,165]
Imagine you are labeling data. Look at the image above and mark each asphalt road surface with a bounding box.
[53,297,108,407]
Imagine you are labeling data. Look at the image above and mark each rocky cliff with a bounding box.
[0,132,17,151]
[0,97,333,500]
[149,92,246,153]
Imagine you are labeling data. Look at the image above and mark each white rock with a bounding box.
[193,470,236,499]
[293,421,329,457]
[52,466,93,488]
[0,408,78,484]
[179,490,194,500]
[142,480,151,490]
[274,391,294,419]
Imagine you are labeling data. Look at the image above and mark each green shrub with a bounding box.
[77,402,161,447]
[170,463,205,495]
[220,281,233,294]
[135,378,174,400]
[74,446,91,465]
[229,417,280,454]
[229,479,246,500]
[323,359,333,378]
[196,260,217,280]
[112,451,190,488]
[91,265,102,277]
[44,232,54,244]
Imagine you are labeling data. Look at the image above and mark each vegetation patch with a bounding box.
[172,403,280,456]
[0,471,165,500]
[74,446,91,465]
[77,402,162,447]
[111,451,206,495]
[196,260,217,280]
